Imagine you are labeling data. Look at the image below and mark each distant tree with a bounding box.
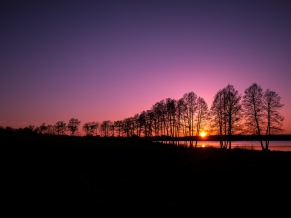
[83,122,95,136]
[67,118,81,136]
[54,121,67,135]
[114,120,123,137]
[242,83,265,150]
[109,122,115,137]
[82,122,90,136]
[46,125,55,135]
[138,112,147,137]
[264,89,284,149]
[33,126,41,134]
[5,126,15,134]
[122,117,134,137]
[39,123,47,135]
[23,125,35,135]
[0,126,4,134]
[100,120,112,137]
[93,122,100,136]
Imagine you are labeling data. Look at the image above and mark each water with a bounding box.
[158,141,291,152]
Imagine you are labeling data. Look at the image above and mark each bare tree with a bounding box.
[183,92,198,147]
[224,85,242,149]
[67,118,81,136]
[176,98,186,138]
[264,89,284,149]
[242,83,265,150]
[151,101,166,136]
[195,97,208,147]
[210,89,224,148]
[166,98,177,137]
[211,85,241,149]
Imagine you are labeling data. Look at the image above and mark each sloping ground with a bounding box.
[4,135,291,210]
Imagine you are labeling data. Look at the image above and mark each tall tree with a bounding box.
[264,89,284,149]
[242,83,265,150]
[176,98,187,138]
[210,89,224,148]
[67,118,81,136]
[151,101,166,136]
[224,85,242,149]
[195,97,208,147]
[211,85,241,149]
[182,92,198,147]
[166,98,177,137]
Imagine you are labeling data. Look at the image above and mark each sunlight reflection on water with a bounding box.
[157,141,291,152]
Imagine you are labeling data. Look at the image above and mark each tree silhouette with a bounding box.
[242,83,265,150]
[54,121,67,135]
[83,122,98,136]
[100,120,112,137]
[67,118,81,136]
[6,82,285,146]
[39,123,47,135]
[114,120,123,137]
[46,124,55,135]
[264,89,284,149]
[211,85,241,149]
[182,92,198,147]
[195,97,208,147]
[210,89,224,148]
[224,85,242,149]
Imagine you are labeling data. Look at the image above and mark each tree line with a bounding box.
[1,83,284,150]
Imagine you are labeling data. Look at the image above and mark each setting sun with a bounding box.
[201,132,206,137]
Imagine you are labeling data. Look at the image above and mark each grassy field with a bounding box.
[4,135,291,209]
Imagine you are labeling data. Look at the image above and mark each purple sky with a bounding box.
[1,0,291,133]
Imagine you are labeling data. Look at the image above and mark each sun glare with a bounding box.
[201,132,206,137]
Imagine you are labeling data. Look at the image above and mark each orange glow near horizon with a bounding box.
[201,132,206,137]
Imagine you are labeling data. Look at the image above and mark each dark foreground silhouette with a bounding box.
[5,135,291,210]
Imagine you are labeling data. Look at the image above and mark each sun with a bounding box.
[201,132,206,137]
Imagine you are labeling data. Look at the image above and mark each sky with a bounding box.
[1,0,291,134]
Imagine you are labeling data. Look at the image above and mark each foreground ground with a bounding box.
[5,135,291,209]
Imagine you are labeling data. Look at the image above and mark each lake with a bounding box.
[163,141,291,151]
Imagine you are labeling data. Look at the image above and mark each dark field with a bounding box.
[5,135,291,209]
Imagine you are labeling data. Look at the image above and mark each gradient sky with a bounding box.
[1,0,291,133]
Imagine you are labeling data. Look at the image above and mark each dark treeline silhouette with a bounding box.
[1,83,285,150]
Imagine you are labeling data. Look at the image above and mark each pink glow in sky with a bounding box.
[0,0,291,133]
